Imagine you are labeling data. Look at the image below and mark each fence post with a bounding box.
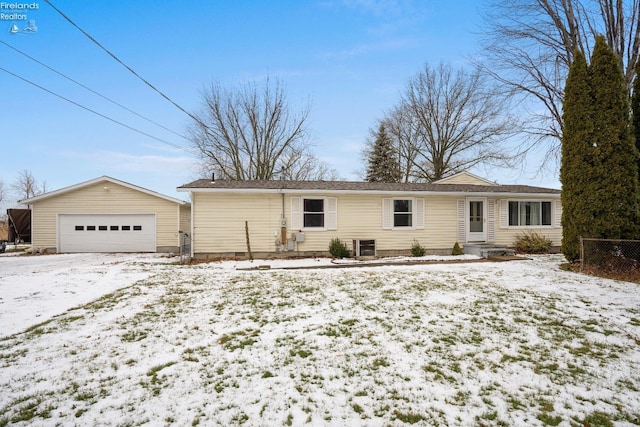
[579,236,584,273]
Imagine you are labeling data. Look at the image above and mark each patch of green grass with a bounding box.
[393,410,426,424]
[580,411,614,427]
[372,357,389,369]
[5,393,55,424]
[536,399,562,426]
[230,411,249,424]
[146,361,176,377]
[537,412,562,425]
[74,390,95,402]
[219,329,259,351]
[291,348,313,358]
[23,321,54,337]
[121,330,148,342]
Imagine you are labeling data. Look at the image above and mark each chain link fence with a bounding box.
[580,237,640,273]
[179,232,191,264]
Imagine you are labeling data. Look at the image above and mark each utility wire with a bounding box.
[43,0,206,128]
[0,66,193,152]
[0,39,188,141]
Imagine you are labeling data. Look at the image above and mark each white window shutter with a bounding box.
[290,197,302,230]
[554,200,562,228]
[326,197,337,230]
[382,198,392,229]
[499,199,508,228]
[415,198,425,229]
[487,199,495,242]
[457,199,465,242]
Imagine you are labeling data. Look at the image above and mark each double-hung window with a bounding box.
[393,199,413,227]
[291,197,337,231]
[382,198,424,230]
[303,198,325,228]
[508,201,552,226]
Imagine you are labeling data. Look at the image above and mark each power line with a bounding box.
[0,39,189,141]
[0,66,194,153]
[43,0,206,128]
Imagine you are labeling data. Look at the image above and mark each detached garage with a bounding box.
[20,176,190,253]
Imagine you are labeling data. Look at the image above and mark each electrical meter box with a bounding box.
[292,232,305,242]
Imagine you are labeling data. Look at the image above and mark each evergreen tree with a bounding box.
[560,50,592,261]
[588,35,639,239]
[366,123,402,182]
[631,59,640,180]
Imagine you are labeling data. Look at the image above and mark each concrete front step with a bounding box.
[463,243,515,258]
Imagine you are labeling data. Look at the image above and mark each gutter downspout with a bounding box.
[280,191,287,247]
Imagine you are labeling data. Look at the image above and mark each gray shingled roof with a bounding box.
[178,179,561,195]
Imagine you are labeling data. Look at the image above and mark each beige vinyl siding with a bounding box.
[491,198,562,247]
[296,194,458,252]
[192,192,283,254]
[192,192,465,255]
[179,204,191,234]
[31,182,181,251]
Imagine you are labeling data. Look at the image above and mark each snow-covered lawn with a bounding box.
[1,253,639,426]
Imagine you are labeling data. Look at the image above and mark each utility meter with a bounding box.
[280,218,287,227]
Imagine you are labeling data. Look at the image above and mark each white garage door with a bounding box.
[59,214,156,253]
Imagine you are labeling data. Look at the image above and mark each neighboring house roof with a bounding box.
[20,176,189,205]
[432,171,498,186]
[178,179,561,196]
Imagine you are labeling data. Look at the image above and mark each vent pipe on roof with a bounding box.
[211,173,215,183]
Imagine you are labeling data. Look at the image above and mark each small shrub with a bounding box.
[452,242,463,256]
[410,240,426,257]
[329,238,351,258]
[515,231,552,254]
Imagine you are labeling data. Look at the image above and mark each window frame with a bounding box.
[507,200,553,227]
[382,197,425,231]
[302,198,325,229]
[392,198,414,229]
[291,196,337,232]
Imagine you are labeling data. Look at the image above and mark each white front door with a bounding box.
[466,198,487,242]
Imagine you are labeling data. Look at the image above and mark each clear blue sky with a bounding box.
[0,0,560,204]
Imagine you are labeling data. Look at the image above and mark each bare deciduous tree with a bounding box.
[0,179,5,203]
[481,0,640,163]
[382,62,518,182]
[382,105,423,182]
[12,170,45,202]
[188,77,336,181]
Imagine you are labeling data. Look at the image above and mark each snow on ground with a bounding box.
[0,252,178,337]
[1,253,640,426]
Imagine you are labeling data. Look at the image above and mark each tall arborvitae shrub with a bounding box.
[631,59,640,204]
[366,123,402,182]
[588,36,639,240]
[561,50,592,261]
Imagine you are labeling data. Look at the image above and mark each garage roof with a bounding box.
[20,176,189,205]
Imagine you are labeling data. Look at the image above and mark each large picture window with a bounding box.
[393,199,413,227]
[508,201,552,226]
[303,198,324,228]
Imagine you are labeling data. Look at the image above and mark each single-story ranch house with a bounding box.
[177,172,562,259]
[20,176,190,253]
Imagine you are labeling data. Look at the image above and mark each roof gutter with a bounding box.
[176,187,560,198]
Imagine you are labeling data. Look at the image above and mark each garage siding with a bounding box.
[31,182,181,252]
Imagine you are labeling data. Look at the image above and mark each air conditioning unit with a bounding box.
[352,239,376,257]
